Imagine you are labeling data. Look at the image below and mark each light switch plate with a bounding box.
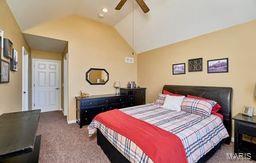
[125,57,134,64]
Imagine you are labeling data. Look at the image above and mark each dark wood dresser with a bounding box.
[120,88,146,106]
[76,94,133,128]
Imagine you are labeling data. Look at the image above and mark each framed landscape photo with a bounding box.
[188,58,203,72]
[172,63,186,75]
[0,60,10,83]
[207,58,229,73]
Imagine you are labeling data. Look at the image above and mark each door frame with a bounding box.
[22,47,29,111]
[63,54,68,116]
[32,58,62,112]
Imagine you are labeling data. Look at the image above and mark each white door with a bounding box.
[33,59,61,112]
[22,47,29,111]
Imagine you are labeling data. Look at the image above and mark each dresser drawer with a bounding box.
[126,96,134,102]
[120,88,146,106]
[108,102,128,109]
[108,97,126,103]
[236,121,256,137]
[82,107,106,125]
[83,106,106,113]
[81,99,106,108]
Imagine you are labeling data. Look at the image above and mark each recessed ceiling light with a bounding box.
[102,8,108,13]
[98,13,104,18]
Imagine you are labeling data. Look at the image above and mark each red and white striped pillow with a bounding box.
[187,95,222,114]
[181,97,216,117]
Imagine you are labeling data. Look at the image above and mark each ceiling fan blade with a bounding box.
[115,0,127,10]
[136,0,150,13]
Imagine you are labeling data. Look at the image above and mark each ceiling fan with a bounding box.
[115,0,150,13]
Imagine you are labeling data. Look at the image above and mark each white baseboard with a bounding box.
[67,120,76,124]
[61,109,67,116]
[35,108,62,113]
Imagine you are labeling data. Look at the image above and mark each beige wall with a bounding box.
[24,16,137,121]
[31,50,63,60]
[138,20,256,118]
[0,0,30,115]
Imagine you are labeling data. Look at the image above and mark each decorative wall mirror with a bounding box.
[86,68,109,85]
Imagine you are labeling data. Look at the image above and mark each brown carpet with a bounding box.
[37,111,255,163]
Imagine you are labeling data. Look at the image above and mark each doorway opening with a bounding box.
[23,33,68,116]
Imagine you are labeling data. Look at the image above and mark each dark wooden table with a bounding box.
[0,110,41,163]
[233,113,256,160]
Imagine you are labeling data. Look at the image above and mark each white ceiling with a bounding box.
[24,34,67,53]
[6,0,135,31]
[115,0,256,53]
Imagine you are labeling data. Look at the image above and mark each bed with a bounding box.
[90,85,233,163]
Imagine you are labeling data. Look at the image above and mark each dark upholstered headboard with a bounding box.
[163,85,233,144]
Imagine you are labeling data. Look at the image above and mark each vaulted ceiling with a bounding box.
[115,0,256,53]
[6,0,256,53]
[6,0,135,30]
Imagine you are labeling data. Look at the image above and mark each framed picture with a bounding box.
[0,30,6,62]
[10,48,18,71]
[172,63,186,75]
[0,60,10,83]
[3,38,13,59]
[188,58,203,72]
[207,58,229,73]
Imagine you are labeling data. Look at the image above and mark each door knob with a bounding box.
[56,88,60,90]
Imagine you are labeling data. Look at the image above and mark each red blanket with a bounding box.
[95,109,187,163]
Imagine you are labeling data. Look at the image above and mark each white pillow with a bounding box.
[162,95,185,111]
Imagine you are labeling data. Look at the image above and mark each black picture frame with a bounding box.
[86,68,109,85]
[207,58,229,73]
[188,58,203,72]
[172,63,186,75]
[3,38,13,59]
[10,49,18,72]
[0,36,2,57]
[0,60,10,83]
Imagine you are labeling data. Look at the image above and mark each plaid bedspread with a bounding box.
[88,104,229,163]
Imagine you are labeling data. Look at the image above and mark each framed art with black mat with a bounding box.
[188,58,203,72]
[0,60,10,83]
